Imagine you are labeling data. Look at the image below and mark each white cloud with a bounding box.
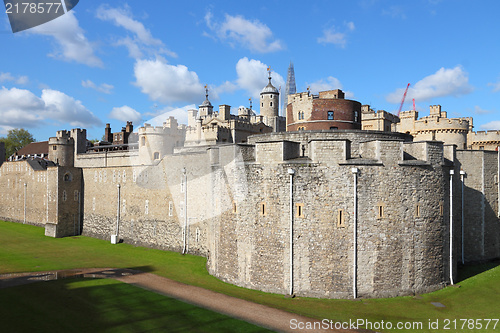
[29,11,103,67]
[41,89,102,127]
[317,22,355,47]
[109,105,142,123]
[386,66,473,103]
[473,106,492,115]
[307,76,355,98]
[488,80,500,92]
[97,5,176,59]
[308,76,343,94]
[0,86,102,128]
[134,57,204,104]
[480,121,500,130]
[82,80,114,94]
[382,6,407,19]
[0,72,29,85]
[145,105,195,127]
[235,57,285,99]
[205,11,283,53]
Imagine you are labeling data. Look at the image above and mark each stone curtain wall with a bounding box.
[208,136,447,298]
[0,161,48,226]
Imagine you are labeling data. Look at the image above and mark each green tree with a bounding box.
[0,128,35,158]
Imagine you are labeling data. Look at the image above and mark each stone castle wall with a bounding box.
[1,130,500,299]
[207,136,449,298]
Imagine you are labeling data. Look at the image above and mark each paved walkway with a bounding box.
[0,268,372,333]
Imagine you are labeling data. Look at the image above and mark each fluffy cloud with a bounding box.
[0,72,29,85]
[205,12,283,53]
[97,5,176,59]
[0,86,101,128]
[29,11,103,67]
[480,121,500,130]
[109,105,142,123]
[317,22,355,47]
[145,105,196,127]
[82,80,114,94]
[236,57,285,99]
[307,76,355,98]
[133,58,204,104]
[386,66,473,103]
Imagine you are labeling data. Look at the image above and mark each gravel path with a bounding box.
[0,268,372,333]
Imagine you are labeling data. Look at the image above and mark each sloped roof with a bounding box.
[15,141,48,156]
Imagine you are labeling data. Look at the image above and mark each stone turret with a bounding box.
[48,130,74,166]
[260,67,280,131]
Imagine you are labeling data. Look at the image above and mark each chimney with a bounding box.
[104,124,112,143]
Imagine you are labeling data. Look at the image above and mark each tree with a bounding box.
[0,128,35,158]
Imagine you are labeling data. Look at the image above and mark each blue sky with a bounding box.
[1,0,500,141]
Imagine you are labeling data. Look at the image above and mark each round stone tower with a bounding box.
[260,67,279,119]
[48,130,74,166]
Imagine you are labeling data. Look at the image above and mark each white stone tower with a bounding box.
[260,67,280,131]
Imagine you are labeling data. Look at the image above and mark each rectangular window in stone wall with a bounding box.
[145,200,149,215]
[296,203,304,218]
[74,190,78,202]
[260,202,266,216]
[377,203,385,219]
[327,111,334,120]
[415,204,421,218]
[168,201,173,216]
[133,170,137,183]
[92,197,96,211]
[337,209,345,227]
[439,201,444,216]
[62,190,67,202]
[232,200,237,214]
[123,199,126,214]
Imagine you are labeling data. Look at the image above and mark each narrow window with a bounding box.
[92,197,96,211]
[327,111,334,120]
[145,200,149,215]
[296,203,304,218]
[141,136,146,146]
[52,146,57,150]
[337,209,345,227]
[439,201,444,216]
[153,152,160,160]
[415,205,421,217]
[74,190,79,202]
[62,190,67,202]
[232,201,237,214]
[270,102,273,107]
[122,199,126,214]
[377,203,385,219]
[260,202,266,216]
[354,111,359,122]
[330,127,338,130]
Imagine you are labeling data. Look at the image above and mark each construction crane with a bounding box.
[397,83,410,116]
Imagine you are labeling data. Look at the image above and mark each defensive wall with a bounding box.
[1,129,500,299]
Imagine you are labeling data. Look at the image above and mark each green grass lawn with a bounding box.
[1,220,499,332]
[0,278,273,333]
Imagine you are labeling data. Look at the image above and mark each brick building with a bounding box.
[286,89,361,131]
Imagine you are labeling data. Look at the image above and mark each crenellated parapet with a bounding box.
[468,130,500,150]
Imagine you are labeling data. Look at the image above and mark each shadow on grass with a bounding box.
[456,261,500,283]
[0,277,272,333]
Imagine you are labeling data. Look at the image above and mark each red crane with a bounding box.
[397,83,410,116]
